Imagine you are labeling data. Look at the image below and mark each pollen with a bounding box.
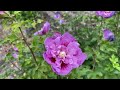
[59,51,66,58]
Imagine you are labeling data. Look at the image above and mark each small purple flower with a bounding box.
[43,32,87,76]
[12,53,19,59]
[0,11,4,15]
[13,47,18,52]
[96,11,115,18]
[54,11,61,19]
[59,19,64,25]
[34,21,50,36]
[103,29,115,41]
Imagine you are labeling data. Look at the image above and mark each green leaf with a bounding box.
[14,11,21,15]
[37,19,43,23]
[31,21,37,28]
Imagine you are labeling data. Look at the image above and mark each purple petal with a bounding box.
[103,29,115,41]
[52,62,72,76]
[77,53,87,65]
[41,21,50,35]
[96,11,115,18]
[59,19,64,25]
[34,21,50,36]
[61,32,76,46]
[0,11,4,15]
[12,53,18,59]
[67,42,81,56]
[43,52,56,65]
[13,47,18,52]
[54,12,61,19]
[53,32,61,38]
[44,37,55,49]
[34,31,39,35]
[96,11,103,16]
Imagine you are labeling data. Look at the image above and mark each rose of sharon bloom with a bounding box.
[103,29,115,41]
[96,11,115,18]
[43,32,87,75]
[34,21,50,36]
[12,53,18,59]
[0,11,4,15]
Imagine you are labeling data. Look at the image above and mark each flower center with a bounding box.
[59,51,66,58]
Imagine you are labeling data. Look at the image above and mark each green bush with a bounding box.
[0,11,120,79]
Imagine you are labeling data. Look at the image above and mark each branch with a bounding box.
[10,61,22,71]
[5,11,38,66]
[92,53,96,70]
[92,48,96,70]
[18,27,38,66]
[116,12,119,35]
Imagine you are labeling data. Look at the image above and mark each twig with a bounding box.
[18,27,38,66]
[57,75,61,79]
[116,12,119,36]
[5,11,38,66]
[10,61,23,72]
[92,54,96,70]
[92,48,96,70]
[116,12,120,57]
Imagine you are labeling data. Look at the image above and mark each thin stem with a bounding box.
[57,75,61,79]
[116,12,120,56]
[18,27,38,66]
[87,15,91,37]
[97,17,104,51]
[92,17,103,70]
[10,61,24,73]
[99,17,103,44]
[116,12,119,36]
[5,12,38,66]
[92,48,96,70]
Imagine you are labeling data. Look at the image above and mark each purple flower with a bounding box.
[54,11,61,19]
[59,19,64,25]
[96,11,115,18]
[0,11,4,15]
[12,53,18,59]
[34,21,50,36]
[43,32,87,76]
[34,31,39,36]
[103,29,115,41]
[13,47,18,52]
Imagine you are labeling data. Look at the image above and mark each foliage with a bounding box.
[0,11,120,79]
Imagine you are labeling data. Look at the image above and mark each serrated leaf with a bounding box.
[37,19,43,23]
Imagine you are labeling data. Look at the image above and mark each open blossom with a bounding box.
[43,32,87,76]
[34,21,50,36]
[103,29,115,41]
[96,11,115,18]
